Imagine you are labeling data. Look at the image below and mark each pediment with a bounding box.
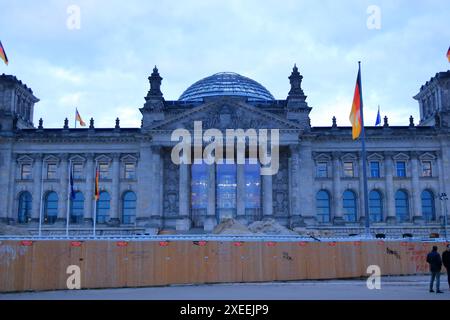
[393,152,409,160]
[95,154,112,163]
[419,152,436,160]
[121,154,138,163]
[367,153,384,161]
[313,153,331,161]
[149,100,303,131]
[341,153,357,161]
[69,155,86,163]
[43,155,60,163]
[17,155,34,163]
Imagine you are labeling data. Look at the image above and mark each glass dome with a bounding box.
[179,72,275,102]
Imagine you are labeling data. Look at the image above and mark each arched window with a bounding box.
[316,190,331,223]
[343,190,357,222]
[18,191,32,224]
[395,190,409,222]
[369,190,383,223]
[70,192,84,224]
[44,192,58,224]
[122,191,136,224]
[421,190,435,222]
[96,191,110,224]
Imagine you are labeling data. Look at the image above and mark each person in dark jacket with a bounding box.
[442,244,450,290]
[426,246,443,293]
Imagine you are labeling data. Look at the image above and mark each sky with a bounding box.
[1,0,449,128]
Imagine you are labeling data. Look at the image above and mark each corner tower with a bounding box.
[0,74,39,131]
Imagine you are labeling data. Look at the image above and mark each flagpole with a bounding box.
[74,108,77,129]
[66,160,72,237]
[358,61,371,238]
[38,159,45,237]
[93,161,97,237]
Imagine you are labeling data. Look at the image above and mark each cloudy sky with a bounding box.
[1,0,449,128]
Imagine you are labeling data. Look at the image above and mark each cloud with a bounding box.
[1,0,449,128]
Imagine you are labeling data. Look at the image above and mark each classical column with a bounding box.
[177,160,191,231]
[31,154,43,222]
[262,174,273,218]
[6,152,17,223]
[137,144,155,226]
[411,153,424,224]
[58,154,69,222]
[110,153,121,225]
[150,146,163,219]
[358,153,367,225]
[84,153,95,224]
[384,152,396,224]
[289,145,304,227]
[204,163,216,232]
[0,148,12,223]
[436,151,448,222]
[332,152,344,225]
[236,163,246,224]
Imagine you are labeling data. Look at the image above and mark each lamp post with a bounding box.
[439,193,448,241]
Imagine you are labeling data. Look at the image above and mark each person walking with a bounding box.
[442,244,450,290]
[426,246,443,293]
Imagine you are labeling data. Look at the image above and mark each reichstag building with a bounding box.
[0,66,449,236]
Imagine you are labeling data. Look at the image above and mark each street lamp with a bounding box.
[439,193,448,241]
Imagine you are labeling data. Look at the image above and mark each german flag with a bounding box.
[349,65,363,140]
[75,108,86,127]
[94,165,100,201]
[447,46,450,63]
[0,41,8,65]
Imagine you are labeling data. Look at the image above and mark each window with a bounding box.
[316,162,328,178]
[96,191,110,224]
[70,192,84,224]
[46,163,57,179]
[18,192,32,224]
[421,190,435,222]
[395,190,409,222]
[44,192,58,224]
[422,161,432,177]
[343,162,354,177]
[99,162,110,179]
[21,163,32,180]
[370,161,380,178]
[244,160,261,216]
[343,190,357,222]
[396,161,406,177]
[72,163,83,179]
[122,191,136,224]
[369,190,383,222]
[316,190,331,223]
[124,163,136,180]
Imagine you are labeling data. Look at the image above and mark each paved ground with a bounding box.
[1,275,449,300]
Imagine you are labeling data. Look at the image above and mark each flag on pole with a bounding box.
[75,108,86,127]
[375,105,381,126]
[69,163,75,200]
[447,46,450,63]
[0,41,8,65]
[94,164,100,201]
[349,66,363,139]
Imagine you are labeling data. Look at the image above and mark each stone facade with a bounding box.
[0,68,449,237]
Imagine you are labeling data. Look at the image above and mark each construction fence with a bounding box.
[0,239,448,293]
